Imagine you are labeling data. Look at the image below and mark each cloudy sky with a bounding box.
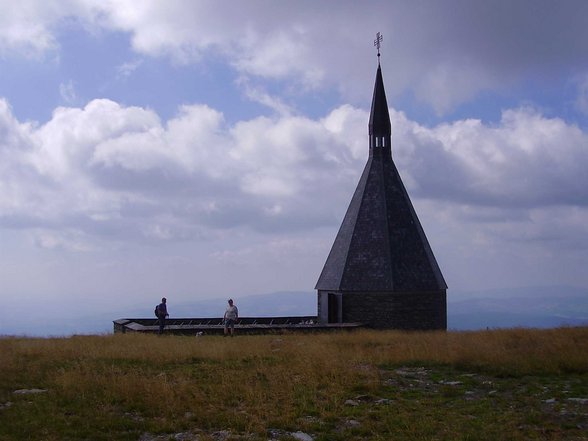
[1,0,588,334]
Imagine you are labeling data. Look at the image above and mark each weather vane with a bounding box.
[374,32,383,59]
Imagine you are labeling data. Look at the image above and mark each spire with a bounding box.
[369,31,391,151]
[368,64,391,138]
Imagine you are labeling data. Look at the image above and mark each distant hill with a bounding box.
[447,285,588,330]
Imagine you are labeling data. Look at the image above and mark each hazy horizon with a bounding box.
[2,285,587,337]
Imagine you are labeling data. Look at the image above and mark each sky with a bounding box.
[1,0,588,334]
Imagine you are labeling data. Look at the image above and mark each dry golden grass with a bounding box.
[1,327,587,440]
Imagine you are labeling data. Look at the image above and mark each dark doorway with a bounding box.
[327,293,342,323]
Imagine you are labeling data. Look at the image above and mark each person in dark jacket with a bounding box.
[156,297,169,334]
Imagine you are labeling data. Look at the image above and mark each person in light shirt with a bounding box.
[223,299,239,337]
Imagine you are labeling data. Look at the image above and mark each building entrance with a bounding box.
[328,293,342,323]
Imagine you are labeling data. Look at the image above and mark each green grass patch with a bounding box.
[0,328,587,440]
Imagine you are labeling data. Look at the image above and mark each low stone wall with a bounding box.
[113,316,363,335]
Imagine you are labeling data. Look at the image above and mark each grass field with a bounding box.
[1,327,587,440]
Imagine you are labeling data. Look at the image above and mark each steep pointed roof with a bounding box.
[369,64,391,137]
[315,64,446,292]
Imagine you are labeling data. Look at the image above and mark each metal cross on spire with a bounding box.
[374,32,383,60]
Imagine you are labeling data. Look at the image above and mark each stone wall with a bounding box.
[341,290,447,330]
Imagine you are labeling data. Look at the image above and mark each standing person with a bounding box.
[156,297,169,335]
[223,299,238,337]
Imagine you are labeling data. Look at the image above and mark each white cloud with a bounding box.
[116,59,143,78]
[59,80,77,104]
[1,96,587,257]
[393,107,588,208]
[0,1,60,57]
[238,78,295,117]
[95,0,588,113]
[4,1,588,114]
[32,99,161,179]
[413,62,499,116]
[0,0,102,58]
[2,94,588,310]
[33,229,93,251]
[0,98,361,246]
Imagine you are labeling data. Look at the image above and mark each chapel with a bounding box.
[315,46,447,330]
